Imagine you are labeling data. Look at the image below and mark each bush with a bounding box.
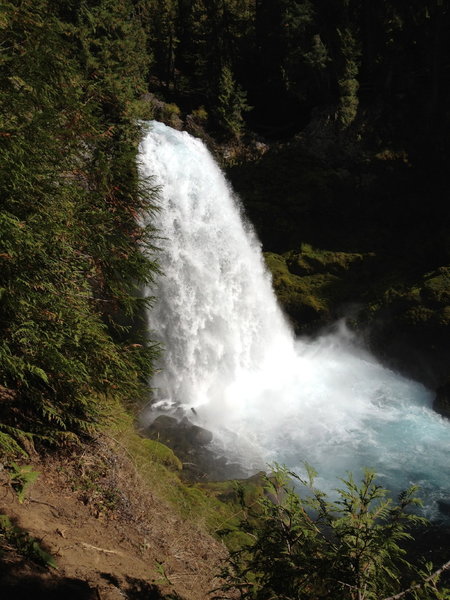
[214,466,450,600]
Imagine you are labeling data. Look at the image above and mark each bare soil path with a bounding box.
[0,437,229,599]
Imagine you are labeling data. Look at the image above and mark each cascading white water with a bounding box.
[140,121,450,518]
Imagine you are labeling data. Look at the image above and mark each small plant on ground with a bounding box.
[7,463,39,504]
[213,465,450,600]
[153,560,173,586]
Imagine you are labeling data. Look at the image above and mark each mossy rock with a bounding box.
[142,416,249,482]
[139,438,183,472]
[285,243,366,277]
[140,93,183,129]
[361,265,450,388]
[264,246,374,332]
[265,251,335,327]
[401,306,436,327]
[145,415,213,449]
[421,267,450,307]
[373,267,450,330]
[435,305,450,327]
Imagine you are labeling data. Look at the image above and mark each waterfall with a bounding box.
[139,121,450,519]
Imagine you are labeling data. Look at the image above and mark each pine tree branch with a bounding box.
[381,560,450,600]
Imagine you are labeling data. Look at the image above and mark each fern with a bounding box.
[0,0,160,454]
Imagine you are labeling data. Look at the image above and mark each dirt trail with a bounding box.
[0,437,229,599]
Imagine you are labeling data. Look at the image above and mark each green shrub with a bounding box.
[191,106,208,122]
[214,466,450,600]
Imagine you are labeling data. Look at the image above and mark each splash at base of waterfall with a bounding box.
[139,121,450,520]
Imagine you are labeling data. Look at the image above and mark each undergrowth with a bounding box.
[0,0,160,455]
[7,463,39,504]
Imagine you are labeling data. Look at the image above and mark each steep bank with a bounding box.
[0,416,240,600]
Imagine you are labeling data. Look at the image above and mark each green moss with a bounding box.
[264,247,372,331]
[422,268,450,305]
[265,251,335,324]
[108,402,271,551]
[436,306,450,326]
[287,243,366,276]
[265,242,450,344]
[138,438,182,472]
[402,307,435,326]
[361,265,450,351]
[106,405,185,499]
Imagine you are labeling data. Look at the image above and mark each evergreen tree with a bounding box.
[216,64,251,138]
[145,0,178,87]
[214,467,450,600]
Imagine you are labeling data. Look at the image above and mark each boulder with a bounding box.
[144,415,213,449]
[143,415,246,481]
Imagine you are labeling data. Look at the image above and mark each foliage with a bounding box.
[216,65,252,138]
[153,560,173,586]
[213,466,450,600]
[7,463,39,504]
[141,0,450,153]
[336,25,360,127]
[0,514,57,568]
[0,0,160,454]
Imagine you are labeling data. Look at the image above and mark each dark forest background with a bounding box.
[150,0,450,151]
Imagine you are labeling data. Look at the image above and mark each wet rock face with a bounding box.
[142,415,247,482]
[365,271,450,396]
[147,415,213,447]
[434,381,450,419]
[264,246,376,335]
